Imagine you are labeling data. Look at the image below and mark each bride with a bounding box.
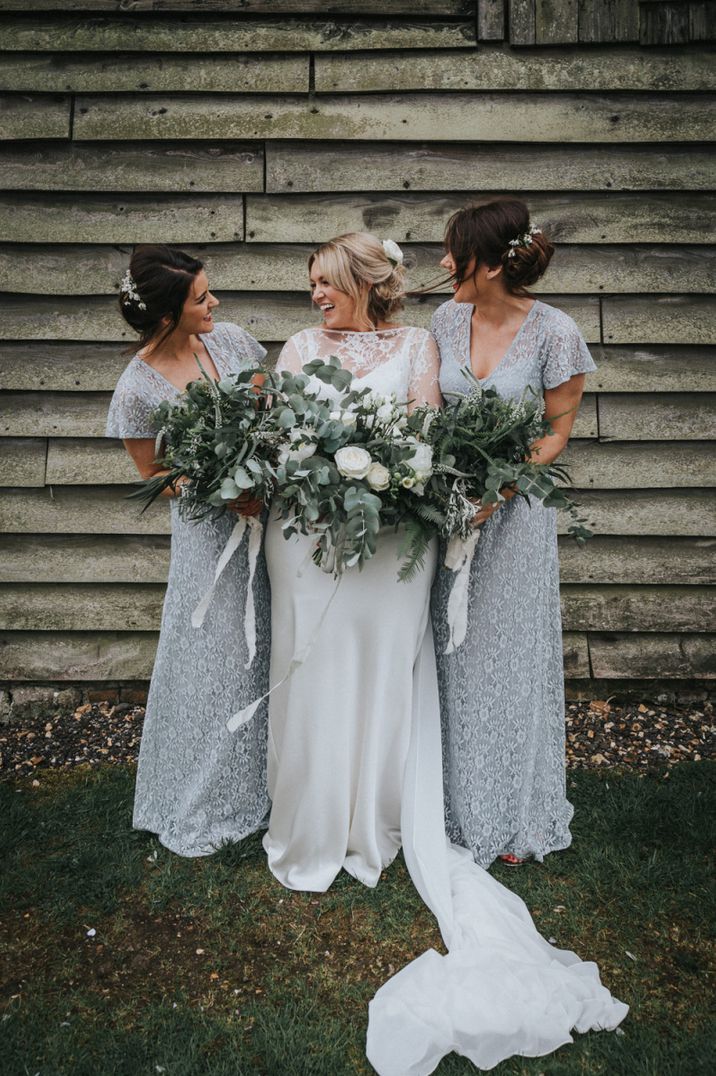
[260,233,627,1073]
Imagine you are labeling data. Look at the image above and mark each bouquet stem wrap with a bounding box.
[443,529,481,655]
[191,515,263,670]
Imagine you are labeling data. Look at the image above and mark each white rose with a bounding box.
[382,239,404,266]
[335,445,372,480]
[401,475,415,489]
[366,463,391,491]
[376,403,395,423]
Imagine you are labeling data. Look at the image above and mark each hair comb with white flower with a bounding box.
[381,239,404,267]
[506,225,542,259]
[120,268,147,310]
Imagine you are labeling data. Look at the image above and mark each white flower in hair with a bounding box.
[507,224,542,259]
[382,239,404,267]
[120,268,147,311]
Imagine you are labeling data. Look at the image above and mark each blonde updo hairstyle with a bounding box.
[308,232,406,330]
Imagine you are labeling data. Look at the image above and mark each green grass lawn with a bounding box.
[1,763,714,1076]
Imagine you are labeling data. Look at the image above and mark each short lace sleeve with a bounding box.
[275,331,312,375]
[213,321,267,370]
[408,329,443,410]
[106,363,158,439]
[541,309,596,390]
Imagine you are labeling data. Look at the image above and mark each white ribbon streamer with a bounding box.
[443,530,481,655]
[227,573,342,733]
[191,515,263,669]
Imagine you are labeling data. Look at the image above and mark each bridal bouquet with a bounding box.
[130,359,279,518]
[409,370,591,652]
[412,370,592,544]
[270,356,440,579]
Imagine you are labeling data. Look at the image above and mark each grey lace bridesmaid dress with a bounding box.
[430,299,596,867]
[106,321,271,856]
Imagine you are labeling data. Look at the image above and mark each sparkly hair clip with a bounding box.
[507,225,542,259]
[120,268,147,311]
[382,238,404,267]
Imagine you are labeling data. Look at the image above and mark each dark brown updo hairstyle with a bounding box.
[119,245,204,352]
[444,199,554,296]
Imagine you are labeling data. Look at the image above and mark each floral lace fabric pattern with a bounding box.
[276,326,442,407]
[106,322,271,856]
[430,300,596,867]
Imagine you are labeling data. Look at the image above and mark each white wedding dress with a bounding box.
[262,325,627,1074]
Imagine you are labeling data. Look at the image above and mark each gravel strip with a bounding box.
[1,698,714,781]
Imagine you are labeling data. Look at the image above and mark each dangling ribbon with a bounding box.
[443,529,480,655]
[191,514,263,670]
[227,573,342,733]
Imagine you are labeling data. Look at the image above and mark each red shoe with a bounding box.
[499,853,529,867]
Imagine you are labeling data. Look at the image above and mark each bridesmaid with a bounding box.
[431,200,596,868]
[106,245,270,856]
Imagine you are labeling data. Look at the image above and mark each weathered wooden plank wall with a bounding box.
[0,0,714,699]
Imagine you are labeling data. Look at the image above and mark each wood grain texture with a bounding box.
[265,142,715,192]
[72,92,715,143]
[0,293,601,343]
[603,296,716,345]
[0,94,70,139]
[478,0,505,39]
[0,630,159,681]
[0,192,244,243]
[5,242,711,296]
[315,44,716,91]
[2,17,475,53]
[562,441,716,488]
[0,583,166,631]
[0,439,46,488]
[246,192,715,244]
[510,0,536,44]
[0,534,171,583]
[586,347,716,394]
[579,0,640,42]
[565,490,716,537]
[0,52,310,94]
[0,2,474,10]
[560,584,714,632]
[589,633,716,678]
[535,0,578,43]
[598,393,716,442]
[0,142,264,193]
[558,536,716,585]
[0,487,171,535]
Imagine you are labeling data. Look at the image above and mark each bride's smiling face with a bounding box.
[310,264,363,331]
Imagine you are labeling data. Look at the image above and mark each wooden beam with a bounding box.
[315,44,716,91]
[560,584,714,632]
[535,0,578,43]
[0,534,171,583]
[562,441,716,489]
[579,0,640,42]
[598,393,716,442]
[72,92,715,143]
[603,296,715,345]
[0,438,46,487]
[265,142,715,193]
[0,94,70,139]
[0,630,159,681]
[478,0,505,39]
[0,52,310,94]
[0,141,264,193]
[0,192,244,244]
[1,17,475,53]
[569,489,716,537]
[0,487,171,536]
[558,536,716,585]
[589,633,715,678]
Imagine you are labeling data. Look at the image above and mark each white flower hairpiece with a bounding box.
[507,225,542,259]
[120,268,147,311]
[382,239,404,267]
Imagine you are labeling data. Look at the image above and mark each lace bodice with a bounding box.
[432,299,596,403]
[276,326,442,410]
[106,321,267,438]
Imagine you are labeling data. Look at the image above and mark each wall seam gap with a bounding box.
[68,93,76,141]
[308,53,316,100]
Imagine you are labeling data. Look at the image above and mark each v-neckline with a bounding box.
[135,331,224,394]
[463,300,540,384]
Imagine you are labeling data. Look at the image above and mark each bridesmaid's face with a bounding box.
[176,270,220,335]
[310,265,363,331]
[440,251,500,304]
